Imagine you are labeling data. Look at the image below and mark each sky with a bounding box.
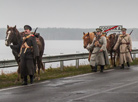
[0,0,138,28]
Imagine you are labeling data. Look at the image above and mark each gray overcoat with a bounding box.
[87,36,109,66]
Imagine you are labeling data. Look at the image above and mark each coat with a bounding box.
[113,34,132,64]
[20,34,39,77]
[87,35,109,66]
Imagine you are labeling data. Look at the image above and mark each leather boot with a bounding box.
[94,65,97,72]
[127,62,130,67]
[22,76,28,85]
[121,64,124,69]
[100,65,104,72]
[30,75,34,84]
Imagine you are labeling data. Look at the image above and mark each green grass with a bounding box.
[0,58,138,89]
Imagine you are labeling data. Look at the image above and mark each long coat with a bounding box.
[113,34,132,64]
[20,34,39,77]
[87,35,109,66]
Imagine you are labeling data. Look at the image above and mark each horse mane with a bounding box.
[14,28,22,42]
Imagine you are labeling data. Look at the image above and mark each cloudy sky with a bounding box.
[0,0,138,28]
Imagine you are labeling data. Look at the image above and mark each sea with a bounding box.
[0,40,138,74]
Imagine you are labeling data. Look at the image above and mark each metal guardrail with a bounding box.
[0,49,138,70]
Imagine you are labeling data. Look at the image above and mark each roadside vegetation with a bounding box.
[0,58,138,89]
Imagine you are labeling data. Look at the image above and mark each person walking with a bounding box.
[87,28,109,72]
[113,28,133,69]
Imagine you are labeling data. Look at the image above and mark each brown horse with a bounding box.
[5,25,45,80]
[106,33,120,67]
[83,32,96,61]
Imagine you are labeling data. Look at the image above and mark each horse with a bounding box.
[5,25,45,81]
[83,32,117,64]
[83,32,96,61]
[106,33,120,67]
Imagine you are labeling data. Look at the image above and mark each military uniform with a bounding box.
[19,25,39,85]
[113,28,132,68]
[87,28,109,72]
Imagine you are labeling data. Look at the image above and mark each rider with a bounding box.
[87,28,109,72]
[113,28,133,69]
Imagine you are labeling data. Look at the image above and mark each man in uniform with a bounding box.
[19,25,39,85]
[113,28,132,69]
[87,28,109,72]
[102,32,107,37]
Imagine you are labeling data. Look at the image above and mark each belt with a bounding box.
[94,45,102,47]
[120,43,130,45]
[22,46,33,48]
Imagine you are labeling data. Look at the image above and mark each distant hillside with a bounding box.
[0,28,138,40]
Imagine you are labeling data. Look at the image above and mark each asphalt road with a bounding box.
[1,66,138,102]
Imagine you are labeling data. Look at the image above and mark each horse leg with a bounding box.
[17,66,20,81]
[90,65,94,72]
[117,53,121,66]
[88,52,91,62]
[37,57,41,81]
[110,52,113,67]
[41,61,45,72]
[38,68,40,81]
[114,52,116,67]
[33,59,38,80]
[15,65,23,83]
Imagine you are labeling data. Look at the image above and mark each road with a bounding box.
[1,66,138,102]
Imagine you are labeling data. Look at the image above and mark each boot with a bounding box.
[30,75,34,84]
[100,65,104,72]
[121,64,124,69]
[127,62,130,67]
[94,66,97,72]
[22,76,28,85]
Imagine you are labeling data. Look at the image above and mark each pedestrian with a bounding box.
[113,28,133,69]
[87,28,109,72]
[19,25,39,85]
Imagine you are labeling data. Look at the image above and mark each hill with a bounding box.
[0,28,138,40]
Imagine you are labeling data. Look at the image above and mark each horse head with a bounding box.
[83,32,96,48]
[5,25,20,46]
[83,32,91,48]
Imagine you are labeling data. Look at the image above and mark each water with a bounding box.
[0,40,88,74]
[0,40,138,74]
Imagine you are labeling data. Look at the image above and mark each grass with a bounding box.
[0,58,138,89]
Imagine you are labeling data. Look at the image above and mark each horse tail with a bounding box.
[37,35,45,71]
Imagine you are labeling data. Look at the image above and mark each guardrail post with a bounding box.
[76,59,79,68]
[133,47,136,60]
[43,63,45,69]
[133,53,136,60]
[60,61,64,71]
